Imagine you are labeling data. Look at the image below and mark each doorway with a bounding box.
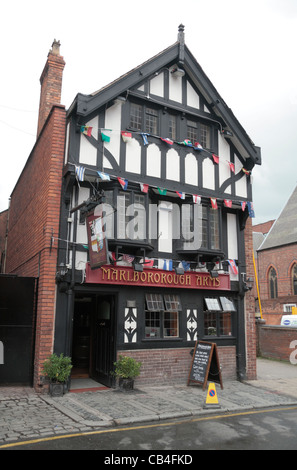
[71,293,116,387]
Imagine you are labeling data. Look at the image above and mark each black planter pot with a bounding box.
[119,378,134,391]
[49,382,65,397]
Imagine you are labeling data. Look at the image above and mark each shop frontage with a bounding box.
[65,263,240,387]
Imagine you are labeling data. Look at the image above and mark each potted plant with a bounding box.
[42,353,73,397]
[113,355,141,391]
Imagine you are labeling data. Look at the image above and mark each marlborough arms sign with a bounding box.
[85,264,230,290]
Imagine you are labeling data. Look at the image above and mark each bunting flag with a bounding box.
[194,142,203,150]
[160,137,174,145]
[224,199,232,208]
[241,201,247,211]
[247,201,255,218]
[182,139,193,147]
[210,197,218,209]
[80,126,92,136]
[192,194,201,204]
[109,252,117,265]
[228,162,235,173]
[163,259,173,271]
[228,259,238,275]
[141,133,149,145]
[121,131,132,142]
[97,171,110,181]
[75,165,85,182]
[101,132,110,142]
[212,154,219,164]
[176,191,185,199]
[157,188,167,195]
[117,177,128,190]
[122,254,135,263]
[181,261,191,272]
[140,183,149,193]
[242,168,250,175]
[143,258,155,268]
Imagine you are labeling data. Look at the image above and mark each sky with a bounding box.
[1,0,297,225]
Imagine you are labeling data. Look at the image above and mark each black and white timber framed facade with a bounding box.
[54,26,261,387]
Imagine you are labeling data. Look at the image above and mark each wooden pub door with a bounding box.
[91,295,116,387]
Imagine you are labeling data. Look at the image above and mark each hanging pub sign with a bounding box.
[86,205,109,269]
[187,341,223,390]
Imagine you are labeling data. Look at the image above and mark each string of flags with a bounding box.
[79,126,251,176]
[74,163,255,217]
[108,251,239,275]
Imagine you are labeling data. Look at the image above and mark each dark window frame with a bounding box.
[203,296,235,338]
[144,293,181,339]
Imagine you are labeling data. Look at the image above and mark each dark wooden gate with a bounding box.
[0,275,37,385]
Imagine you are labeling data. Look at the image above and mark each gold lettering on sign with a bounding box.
[119,270,126,282]
[154,273,160,283]
[98,267,223,289]
[101,267,110,280]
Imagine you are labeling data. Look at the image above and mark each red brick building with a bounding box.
[255,186,297,325]
[4,41,66,388]
[3,29,261,390]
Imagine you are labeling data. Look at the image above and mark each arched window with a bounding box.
[292,264,297,295]
[268,267,278,299]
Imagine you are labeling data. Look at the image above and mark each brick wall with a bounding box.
[253,220,275,235]
[117,346,237,386]
[0,209,8,272]
[258,325,297,362]
[244,217,257,379]
[258,245,297,303]
[5,105,66,389]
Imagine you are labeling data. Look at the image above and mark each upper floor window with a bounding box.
[187,120,211,149]
[201,206,220,250]
[292,264,297,295]
[187,120,198,143]
[130,103,142,130]
[200,123,211,149]
[103,189,147,241]
[145,107,158,134]
[129,102,213,149]
[168,114,176,140]
[268,267,278,299]
[130,103,159,134]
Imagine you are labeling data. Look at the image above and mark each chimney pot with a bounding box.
[50,39,61,56]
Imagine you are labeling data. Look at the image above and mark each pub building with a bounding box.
[5,26,261,389]
[55,25,260,388]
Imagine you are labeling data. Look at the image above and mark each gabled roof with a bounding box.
[68,26,261,169]
[258,185,297,251]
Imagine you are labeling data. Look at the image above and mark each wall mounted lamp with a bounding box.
[241,273,254,292]
[175,267,185,275]
[55,262,68,282]
[171,67,185,77]
[133,261,143,272]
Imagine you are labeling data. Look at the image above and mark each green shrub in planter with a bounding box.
[113,355,141,379]
[42,353,72,384]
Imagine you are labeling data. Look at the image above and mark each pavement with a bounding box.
[1,358,297,446]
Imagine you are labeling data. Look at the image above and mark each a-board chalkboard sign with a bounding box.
[187,341,223,390]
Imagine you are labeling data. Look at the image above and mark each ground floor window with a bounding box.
[204,296,235,337]
[145,293,181,338]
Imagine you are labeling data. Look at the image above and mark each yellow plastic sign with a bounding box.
[205,383,219,405]
[292,307,297,315]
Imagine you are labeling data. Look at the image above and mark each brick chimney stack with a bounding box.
[37,39,65,137]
